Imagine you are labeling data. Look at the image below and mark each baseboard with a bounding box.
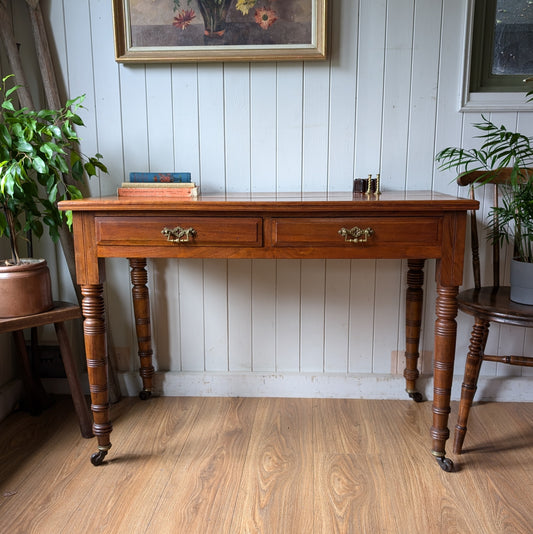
[0,379,23,423]
[115,371,533,402]
[40,371,533,402]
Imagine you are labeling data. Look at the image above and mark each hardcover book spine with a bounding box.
[117,187,198,198]
[120,182,196,188]
[129,172,192,183]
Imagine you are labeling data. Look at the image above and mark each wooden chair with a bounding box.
[0,301,93,438]
[454,169,533,454]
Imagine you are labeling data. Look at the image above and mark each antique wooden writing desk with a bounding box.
[59,191,478,471]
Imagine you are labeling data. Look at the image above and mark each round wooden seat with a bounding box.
[458,286,533,327]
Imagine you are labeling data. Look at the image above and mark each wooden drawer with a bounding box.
[271,217,441,247]
[95,216,263,247]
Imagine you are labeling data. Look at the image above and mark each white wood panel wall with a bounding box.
[2,0,531,401]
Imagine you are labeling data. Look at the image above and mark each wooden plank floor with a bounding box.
[1,396,532,534]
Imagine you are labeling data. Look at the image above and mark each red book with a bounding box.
[117,186,198,198]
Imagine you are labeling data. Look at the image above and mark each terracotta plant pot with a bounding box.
[510,258,533,306]
[0,258,53,317]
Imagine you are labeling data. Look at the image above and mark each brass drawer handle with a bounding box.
[161,226,197,243]
[338,226,374,243]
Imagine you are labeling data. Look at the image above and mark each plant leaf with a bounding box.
[15,139,33,153]
[32,156,47,174]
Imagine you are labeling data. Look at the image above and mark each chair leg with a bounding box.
[54,322,94,438]
[453,317,489,454]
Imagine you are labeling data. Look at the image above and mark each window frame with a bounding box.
[460,0,531,112]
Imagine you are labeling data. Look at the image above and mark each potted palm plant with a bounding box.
[435,115,533,304]
[0,75,106,316]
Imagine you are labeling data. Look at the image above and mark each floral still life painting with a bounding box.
[112,0,327,62]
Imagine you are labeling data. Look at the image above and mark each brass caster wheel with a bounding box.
[436,456,454,472]
[408,391,424,403]
[90,449,108,466]
[139,389,152,401]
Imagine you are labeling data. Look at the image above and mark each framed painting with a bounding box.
[112,0,328,63]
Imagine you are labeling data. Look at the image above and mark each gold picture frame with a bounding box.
[112,0,327,63]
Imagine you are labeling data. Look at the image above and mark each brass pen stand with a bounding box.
[353,174,381,196]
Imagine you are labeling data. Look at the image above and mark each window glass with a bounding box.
[470,0,533,92]
[492,0,533,75]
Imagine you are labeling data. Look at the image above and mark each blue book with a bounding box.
[129,172,192,183]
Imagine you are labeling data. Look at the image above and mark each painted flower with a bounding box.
[173,9,196,30]
[236,0,256,15]
[254,7,277,30]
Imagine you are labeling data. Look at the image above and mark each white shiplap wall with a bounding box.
[3,0,532,402]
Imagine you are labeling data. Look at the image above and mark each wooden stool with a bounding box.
[0,301,93,438]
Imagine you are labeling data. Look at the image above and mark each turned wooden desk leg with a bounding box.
[430,282,458,472]
[81,284,113,466]
[404,259,425,402]
[129,258,155,400]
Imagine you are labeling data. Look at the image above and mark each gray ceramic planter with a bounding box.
[510,258,533,306]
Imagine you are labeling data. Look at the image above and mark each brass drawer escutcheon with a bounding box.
[338,226,374,243]
[161,226,197,243]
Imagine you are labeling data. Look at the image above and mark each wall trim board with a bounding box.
[111,371,533,403]
[39,371,533,403]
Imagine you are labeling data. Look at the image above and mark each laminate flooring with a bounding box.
[1,395,532,533]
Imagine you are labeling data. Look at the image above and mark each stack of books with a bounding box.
[117,172,198,198]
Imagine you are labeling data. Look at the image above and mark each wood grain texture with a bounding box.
[315,453,384,534]
[73,396,203,534]
[1,396,532,534]
[231,398,314,533]
[146,397,259,534]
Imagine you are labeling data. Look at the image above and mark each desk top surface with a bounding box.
[59,191,478,213]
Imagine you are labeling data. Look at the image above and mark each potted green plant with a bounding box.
[0,75,106,317]
[435,115,533,304]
